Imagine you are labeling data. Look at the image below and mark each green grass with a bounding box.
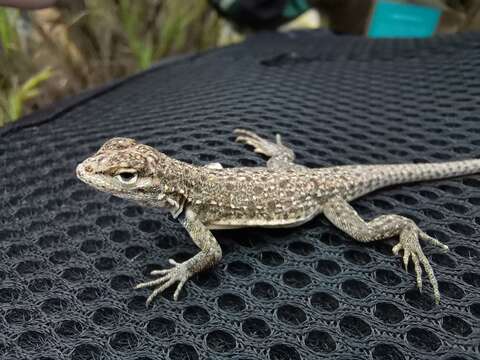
[1,67,53,126]
[0,1,223,126]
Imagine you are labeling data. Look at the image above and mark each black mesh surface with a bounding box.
[1,31,480,360]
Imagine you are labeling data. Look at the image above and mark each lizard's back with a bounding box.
[189,166,350,228]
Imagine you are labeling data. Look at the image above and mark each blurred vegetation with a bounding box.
[0,0,223,126]
[2,0,479,127]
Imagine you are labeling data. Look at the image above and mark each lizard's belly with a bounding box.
[206,208,322,230]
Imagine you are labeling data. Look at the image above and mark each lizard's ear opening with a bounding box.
[115,170,138,185]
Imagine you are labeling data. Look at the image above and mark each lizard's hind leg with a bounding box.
[234,128,304,169]
[322,196,448,304]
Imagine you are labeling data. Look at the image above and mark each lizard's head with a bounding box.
[76,137,166,205]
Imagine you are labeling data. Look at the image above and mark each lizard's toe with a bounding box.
[402,248,411,271]
[235,135,267,153]
[411,253,423,291]
[136,262,192,305]
[419,230,449,252]
[173,279,187,301]
[235,132,287,158]
[233,128,263,140]
[395,225,441,304]
[135,274,170,289]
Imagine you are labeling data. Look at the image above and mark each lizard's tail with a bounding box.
[350,159,480,199]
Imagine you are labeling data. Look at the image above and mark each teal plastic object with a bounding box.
[368,0,441,38]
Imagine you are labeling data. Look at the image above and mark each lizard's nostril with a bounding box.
[85,165,93,173]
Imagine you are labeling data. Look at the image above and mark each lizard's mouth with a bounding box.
[76,162,96,185]
[76,162,115,193]
[76,162,86,180]
[76,162,89,182]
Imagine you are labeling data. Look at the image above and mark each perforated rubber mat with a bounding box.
[1,31,480,360]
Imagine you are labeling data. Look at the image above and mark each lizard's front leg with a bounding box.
[322,196,448,303]
[135,208,222,304]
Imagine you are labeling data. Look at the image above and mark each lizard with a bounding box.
[76,128,480,305]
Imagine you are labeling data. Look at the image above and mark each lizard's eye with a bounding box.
[115,171,138,185]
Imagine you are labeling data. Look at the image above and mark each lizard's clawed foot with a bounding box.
[234,128,292,158]
[135,259,192,305]
[392,224,448,304]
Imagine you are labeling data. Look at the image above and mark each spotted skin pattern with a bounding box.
[76,129,480,304]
